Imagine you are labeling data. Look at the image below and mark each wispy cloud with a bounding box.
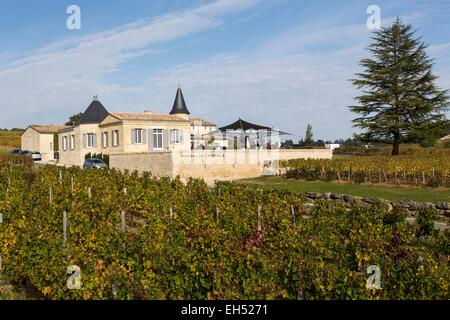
[0,0,259,127]
[0,0,448,141]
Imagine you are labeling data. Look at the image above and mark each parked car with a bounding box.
[19,150,33,157]
[9,149,22,155]
[31,152,42,161]
[83,158,108,170]
[18,150,41,161]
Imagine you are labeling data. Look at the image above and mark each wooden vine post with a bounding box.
[257,205,262,232]
[290,205,296,227]
[63,211,67,244]
[121,211,126,233]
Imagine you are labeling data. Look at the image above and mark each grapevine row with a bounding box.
[281,156,450,187]
[0,155,448,299]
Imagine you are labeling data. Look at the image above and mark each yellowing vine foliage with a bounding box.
[0,155,448,299]
[282,156,450,186]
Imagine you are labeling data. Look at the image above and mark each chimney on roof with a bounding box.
[144,110,152,115]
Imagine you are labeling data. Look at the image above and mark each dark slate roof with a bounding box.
[219,118,272,131]
[77,100,110,125]
[218,118,291,135]
[169,88,190,115]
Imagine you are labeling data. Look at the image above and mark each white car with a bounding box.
[31,152,42,161]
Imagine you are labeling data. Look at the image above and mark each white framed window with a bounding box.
[70,135,75,150]
[170,129,183,144]
[112,130,119,147]
[132,128,143,144]
[87,133,95,148]
[102,132,109,148]
[153,129,163,150]
[63,136,68,151]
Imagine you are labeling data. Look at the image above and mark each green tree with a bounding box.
[304,124,314,145]
[282,139,294,148]
[349,18,449,155]
[65,112,83,126]
[53,133,59,152]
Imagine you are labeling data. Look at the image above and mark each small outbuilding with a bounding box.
[21,125,69,162]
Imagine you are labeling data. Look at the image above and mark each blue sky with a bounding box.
[0,0,449,140]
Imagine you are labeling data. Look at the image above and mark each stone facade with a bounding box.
[99,114,192,154]
[57,111,217,167]
[109,152,173,177]
[21,127,41,153]
[109,149,333,181]
[59,123,103,167]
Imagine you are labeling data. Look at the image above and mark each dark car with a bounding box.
[18,150,41,161]
[19,150,33,157]
[9,149,22,155]
[83,158,108,170]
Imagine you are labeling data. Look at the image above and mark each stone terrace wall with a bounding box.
[110,149,332,181]
[303,191,450,229]
[110,152,173,178]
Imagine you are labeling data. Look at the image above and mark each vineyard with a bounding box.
[0,130,22,150]
[0,155,449,300]
[0,137,20,150]
[281,156,450,187]
[333,145,450,157]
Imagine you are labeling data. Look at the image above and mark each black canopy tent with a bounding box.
[210,118,291,150]
[218,118,291,135]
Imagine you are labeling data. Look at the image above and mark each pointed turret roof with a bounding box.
[169,88,190,115]
[77,98,110,125]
